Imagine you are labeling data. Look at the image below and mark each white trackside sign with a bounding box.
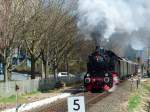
[68,96,85,112]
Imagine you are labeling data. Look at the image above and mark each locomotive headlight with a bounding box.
[86,74,90,77]
[85,78,91,83]
[104,77,110,83]
[105,73,109,77]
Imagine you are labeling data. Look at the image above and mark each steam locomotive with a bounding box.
[84,47,138,92]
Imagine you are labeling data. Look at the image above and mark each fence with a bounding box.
[0,76,81,97]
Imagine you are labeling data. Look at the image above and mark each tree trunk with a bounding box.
[53,63,57,80]
[65,55,69,76]
[41,61,45,78]
[53,64,56,79]
[42,60,48,79]
[4,49,8,82]
[44,61,48,78]
[41,51,48,79]
[4,62,8,82]
[31,56,36,79]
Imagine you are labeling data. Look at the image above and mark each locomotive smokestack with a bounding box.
[90,24,104,47]
[95,45,100,52]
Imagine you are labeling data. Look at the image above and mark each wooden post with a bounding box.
[16,91,18,112]
[136,79,138,89]
[15,84,19,112]
[130,75,134,91]
[148,101,150,112]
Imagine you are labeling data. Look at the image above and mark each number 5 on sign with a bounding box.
[68,96,85,112]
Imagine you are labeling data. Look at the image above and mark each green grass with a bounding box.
[128,88,142,111]
[142,84,150,92]
[128,95,141,112]
[0,95,27,104]
[0,91,40,104]
[128,81,150,112]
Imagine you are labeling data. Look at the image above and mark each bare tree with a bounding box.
[40,0,77,78]
[0,0,78,81]
[22,0,49,79]
[0,0,25,82]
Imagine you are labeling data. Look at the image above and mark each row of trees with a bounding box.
[0,0,136,82]
[0,0,78,82]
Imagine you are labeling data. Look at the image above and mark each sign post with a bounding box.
[15,84,19,112]
[68,96,85,112]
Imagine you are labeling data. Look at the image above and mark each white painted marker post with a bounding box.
[68,96,85,112]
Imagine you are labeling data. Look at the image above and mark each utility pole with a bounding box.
[147,47,150,76]
[148,48,150,68]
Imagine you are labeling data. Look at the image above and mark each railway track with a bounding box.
[29,91,110,112]
[28,79,129,112]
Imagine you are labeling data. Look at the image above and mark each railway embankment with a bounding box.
[128,78,150,112]
[88,78,150,112]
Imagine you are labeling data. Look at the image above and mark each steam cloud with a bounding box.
[77,0,150,50]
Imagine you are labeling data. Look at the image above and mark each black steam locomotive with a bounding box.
[84,47,138,92]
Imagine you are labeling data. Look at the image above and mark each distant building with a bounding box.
[140,48,150,67]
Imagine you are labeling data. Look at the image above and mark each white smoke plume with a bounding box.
[77,0,150,50]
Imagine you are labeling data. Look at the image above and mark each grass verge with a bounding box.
[0,81,82,105]
[128,95,141,112]
[0,91,40,104]
[128,79,150,112]
[0,95,27,104]
[142,84,150,92]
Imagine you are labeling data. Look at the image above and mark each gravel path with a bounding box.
[88,80,135,112]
